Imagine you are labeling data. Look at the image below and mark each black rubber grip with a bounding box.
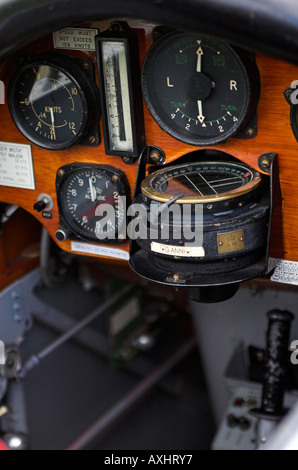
[261,309,294,416]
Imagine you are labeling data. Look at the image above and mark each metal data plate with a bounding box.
[217,229,245,255]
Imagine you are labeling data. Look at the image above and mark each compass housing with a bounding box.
[129,154,274,303]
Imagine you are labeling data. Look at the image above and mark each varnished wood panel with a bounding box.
[0,22,298,262]
[0,209,41,288]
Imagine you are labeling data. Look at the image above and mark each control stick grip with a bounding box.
[261,309,294,416]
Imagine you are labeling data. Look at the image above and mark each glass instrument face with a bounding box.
[9,63,88,150]
[100,40,134,153]
[142,32,251,146]
[141,162,262,204]
[58,167,125,242]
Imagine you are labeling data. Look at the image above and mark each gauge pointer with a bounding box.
[184,174,203,195]
[89,178,96,203]
[50,107,56,140]
[197,100,206,124]
[196,47,204,73]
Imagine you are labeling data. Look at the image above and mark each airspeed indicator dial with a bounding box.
[142,31,252,146]
[8,56,98,150]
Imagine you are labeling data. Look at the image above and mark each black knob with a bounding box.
[33,200,47,213]
[55,229,70,242]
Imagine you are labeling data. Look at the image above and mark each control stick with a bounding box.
[251,309,294,449]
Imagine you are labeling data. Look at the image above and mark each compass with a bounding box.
[129,156,272,302]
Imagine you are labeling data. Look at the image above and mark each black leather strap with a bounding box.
[0,0,298,63]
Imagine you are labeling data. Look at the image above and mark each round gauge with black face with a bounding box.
[57,166,127,242]
[141,161,262,204]
[8,58,92,150]
[142,31,252,146]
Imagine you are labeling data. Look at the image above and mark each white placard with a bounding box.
[270,258,298,286]
[0,142,35,190]
[71,241,130,261]
[53,28,99,51]
[151,242,205,258]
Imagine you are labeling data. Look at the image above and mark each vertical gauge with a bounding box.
[96,22,145,159]
[101,41,134,153]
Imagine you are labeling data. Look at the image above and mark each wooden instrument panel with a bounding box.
[0,21,297,263]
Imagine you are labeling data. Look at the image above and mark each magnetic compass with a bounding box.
[129,157,272,302]
[141,161,262,205]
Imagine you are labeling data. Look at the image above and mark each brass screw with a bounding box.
[112,175,120,183]
[173,274,181,281]
[58,169,65,177]
[246,128,255,137]
[150,149,162,162]
[89,136,96,145]
[261,157,271,170]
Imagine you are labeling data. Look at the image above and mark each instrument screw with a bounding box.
[112,175,120,183]
[246,128,255,137]
[89,136,96,145]
[111,22,121,32]
[58,169,65,177]
[150,149,162,162]
[260,157,271,170]
[122,156,134,165]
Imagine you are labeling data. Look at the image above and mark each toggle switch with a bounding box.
[33,194,53,213]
